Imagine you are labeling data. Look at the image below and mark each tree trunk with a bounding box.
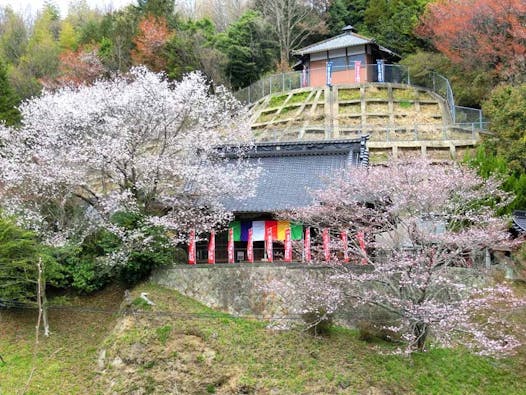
[42,284,49,337]
[414,322,428,352]
[37,257,50,337]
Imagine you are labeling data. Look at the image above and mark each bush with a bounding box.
[0,216,63,301]
[302,309,334,336]
[357,320,399,343]
[53,211,176,293]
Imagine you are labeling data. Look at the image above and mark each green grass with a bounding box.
[0,285,123,394]
[339,88,361,101]
[276,105,298,119]
[2,282,525,394]
[366,87,389,99]
[287,91,311,105]
[268,93,288,108]
[105,283,526,394]
[398,99,414,109]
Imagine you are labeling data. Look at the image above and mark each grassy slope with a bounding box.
[1,282,525,394]
[0,286,123,394]
[100,283,526,394]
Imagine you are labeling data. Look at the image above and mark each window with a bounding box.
[330,56,347,71]
[348,54,366,67]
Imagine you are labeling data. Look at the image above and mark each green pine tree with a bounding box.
[0,61,21,126]
[0,217,39,301]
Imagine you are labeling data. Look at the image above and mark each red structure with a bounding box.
[292,26,400,87]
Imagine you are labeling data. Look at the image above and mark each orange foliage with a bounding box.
[418,0,526,81]
[41,47,106,90]
[131,15,172,72]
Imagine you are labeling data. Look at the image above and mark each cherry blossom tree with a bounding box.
[0,67,258,265]
[284,159,525,354]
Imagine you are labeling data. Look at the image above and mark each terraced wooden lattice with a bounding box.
[250,83,451,142]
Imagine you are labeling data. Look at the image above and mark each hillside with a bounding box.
[246,83,486,162]
[2,282,525,394]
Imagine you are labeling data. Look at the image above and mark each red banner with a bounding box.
[354,60,361,83]
[341,230,349,263]
[247,228,254,263]
[357,230,367,264]
[207,231,215,264]
[284,228,292,262]
[265,226,273,263]
[304,227,311,262]
[323,228,330,262]
[228,228,234,264]
[188,229,196,265]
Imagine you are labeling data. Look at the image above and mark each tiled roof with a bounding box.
[512,210,526,234]
[222,139,367,213]
[292,32,372,56]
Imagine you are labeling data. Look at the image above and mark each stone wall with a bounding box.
[151,263,335,318]
[151,263,491,329]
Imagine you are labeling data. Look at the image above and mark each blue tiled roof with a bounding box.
[512,210,526,234]
[292,32,372,56]
[222,139,366,213]
[223,153,349,212]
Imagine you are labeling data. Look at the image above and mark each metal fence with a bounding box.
[234,71,303,104]
[356,124,484,143]
[234,64,486,130]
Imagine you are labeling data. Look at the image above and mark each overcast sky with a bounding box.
[0,0,136,18]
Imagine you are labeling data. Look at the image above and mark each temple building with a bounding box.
[292,25,400,87]
[194,137,369,263]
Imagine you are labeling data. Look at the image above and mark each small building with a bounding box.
[292,26,400,88]
[512,210,526,236]
[195,137,369,263]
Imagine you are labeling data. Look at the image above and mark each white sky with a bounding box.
[0,0,137,18]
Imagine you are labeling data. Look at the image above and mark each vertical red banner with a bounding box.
[341,230,349,263]
[228,228,234,264]
[284,228,292,262]
[357,230,367,264]
[265,226,273,263]
[207,231,215,264]
[354,60,361,83]
[188,229,196,265]
[322,228,330,262]
[247,228,254,263]
[304,227,311,263]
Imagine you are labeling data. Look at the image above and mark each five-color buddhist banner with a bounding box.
[229,221,303,242]
[188,225,367,264]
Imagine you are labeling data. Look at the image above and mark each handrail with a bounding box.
[259,122,488,143]
[234,64,486,130]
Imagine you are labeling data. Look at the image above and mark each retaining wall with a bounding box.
[151,263,490,328]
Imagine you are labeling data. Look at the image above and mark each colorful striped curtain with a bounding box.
[228,220,303,242]
[265,220,278,240]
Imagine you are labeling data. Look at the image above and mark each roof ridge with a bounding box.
[292,31,373,55]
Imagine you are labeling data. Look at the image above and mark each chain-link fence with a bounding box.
[234,65,486,130]
[235,71,303,105]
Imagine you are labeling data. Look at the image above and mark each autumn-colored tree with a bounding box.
[131,15,172,72]
[418,0,526,82]
[41,46,106,89]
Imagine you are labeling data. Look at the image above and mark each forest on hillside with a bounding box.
[0,0,524,228]
[1,0,523,207]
